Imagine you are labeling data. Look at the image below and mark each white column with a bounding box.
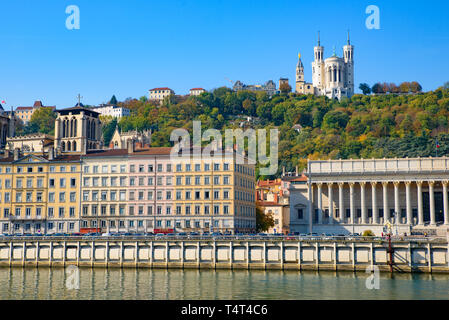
[308,183,313,234]
[429,182,436,225]
[360,182,366,224]
[406,181,412,225]
[349,183,355,224]
[55,119,60,140]
[317,183,323,225]
[383,182,389,222]
[338,183,344,223]
[394,182,400,224]
[328,183,334,224]
[444,181,449,226]
[417,181,424,225]
[371,182,378,224]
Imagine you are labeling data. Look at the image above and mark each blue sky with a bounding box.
[0,0,448,108]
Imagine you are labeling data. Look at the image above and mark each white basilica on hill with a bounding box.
[295,32,354,100]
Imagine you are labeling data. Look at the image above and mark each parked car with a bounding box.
[321,233,334,240]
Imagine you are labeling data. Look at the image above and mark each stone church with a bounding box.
[296,32,354,100]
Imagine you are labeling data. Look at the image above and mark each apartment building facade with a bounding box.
[0,152,82,234]
[171,151,256,234]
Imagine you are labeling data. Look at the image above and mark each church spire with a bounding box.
[317,31,321,46]
[347,29,350,45]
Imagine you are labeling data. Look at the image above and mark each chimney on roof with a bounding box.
[33,101,43,108]
[13,148,20,161]
[3,150,10,159]
[127,139,135,154]
[282,166,285,176]
[296,165,299,176]
[48,146,54,161]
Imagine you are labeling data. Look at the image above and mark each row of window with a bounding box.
[82,175,233,187]
[0,165,78,174]
[81,204,232,216]
[0,163,252,176]
[0,178,77,189]
[0,191,76,203]
[83,163,233,174]
[3,207,76,218]
[81,219,223,229]
[2,222,75,232]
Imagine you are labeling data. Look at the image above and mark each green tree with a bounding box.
[102,118,118,146]
[279,82,292,94]
[26,107,56,135]
[359,83,371,95]
[322,110,349,130]
[109,95,118,105]
[371,83,383,94]
[256,208,275,232]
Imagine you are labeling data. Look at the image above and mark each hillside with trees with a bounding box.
[16,84,449,180]
[106,83,449,179]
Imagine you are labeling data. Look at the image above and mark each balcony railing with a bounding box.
[309,157,449,175]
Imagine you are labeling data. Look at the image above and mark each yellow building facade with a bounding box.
[172,151,256,233]
[0,152,81,234]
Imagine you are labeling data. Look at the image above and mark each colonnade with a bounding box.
[310,180,449,226]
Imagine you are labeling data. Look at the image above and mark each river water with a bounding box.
[0,267,448,300]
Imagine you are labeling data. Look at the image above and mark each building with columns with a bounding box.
[289,157,449,236]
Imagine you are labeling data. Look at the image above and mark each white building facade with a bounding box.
[92,105,130,119]
[296,32,354,100]
[290,157,449,236]
[149,87,175,102]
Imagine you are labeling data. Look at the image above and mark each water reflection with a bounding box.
[0,267,448,300]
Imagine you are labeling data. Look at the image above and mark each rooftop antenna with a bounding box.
[317,31,321,46]
[347,29,350,45]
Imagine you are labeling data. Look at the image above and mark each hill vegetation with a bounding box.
[17,85,449,180]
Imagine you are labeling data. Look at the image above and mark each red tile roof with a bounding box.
[132,147,172,155]
[83,149,129,157]
[149,87,173,91]
[190,88,205,91]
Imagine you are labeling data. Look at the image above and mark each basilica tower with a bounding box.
[343,31,354,96]
[311,31,325,94]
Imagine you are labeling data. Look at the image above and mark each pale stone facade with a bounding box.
[149,87,174,102]
[54,105,102,153]
[6,134,54,154]
[189,88,206,96]
[233,80,277,97]
[92,104,130,119]
[290,157,449,236]
[14,101,55,124]
[296,32,354,100]
[109,127,152,149]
